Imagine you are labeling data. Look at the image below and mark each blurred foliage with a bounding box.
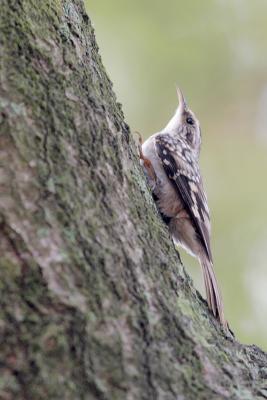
[86,0,267,350]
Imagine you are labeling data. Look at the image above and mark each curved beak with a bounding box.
[176,87,187,114]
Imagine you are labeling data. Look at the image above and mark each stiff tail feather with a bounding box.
[200,257,227,329]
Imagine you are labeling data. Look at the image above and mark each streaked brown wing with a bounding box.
[155,134,212,262]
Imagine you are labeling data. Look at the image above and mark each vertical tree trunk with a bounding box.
[0,1,266,399]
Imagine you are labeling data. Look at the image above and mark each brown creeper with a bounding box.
[140,88,227,329]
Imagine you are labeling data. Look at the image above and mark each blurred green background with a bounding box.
[86,1,267,349]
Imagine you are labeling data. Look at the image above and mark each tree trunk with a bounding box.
[0,1,266,399]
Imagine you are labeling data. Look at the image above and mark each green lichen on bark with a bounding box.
[0,0,267,399]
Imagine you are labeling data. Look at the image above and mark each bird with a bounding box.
[139,88,227,329]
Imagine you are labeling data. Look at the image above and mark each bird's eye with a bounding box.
[186,117,194,125]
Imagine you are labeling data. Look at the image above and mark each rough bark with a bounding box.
[0,1,266,399]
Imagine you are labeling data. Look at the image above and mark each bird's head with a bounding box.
[163,88,201,156]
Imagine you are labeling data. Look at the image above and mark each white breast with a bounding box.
[142,134,165,180]
[142,134,183,217]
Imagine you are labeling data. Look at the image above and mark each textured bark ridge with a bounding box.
[0,1,266,399]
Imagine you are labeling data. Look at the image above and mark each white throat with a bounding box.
[163,107,182,133]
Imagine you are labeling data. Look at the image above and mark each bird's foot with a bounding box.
[135,131,157,189]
